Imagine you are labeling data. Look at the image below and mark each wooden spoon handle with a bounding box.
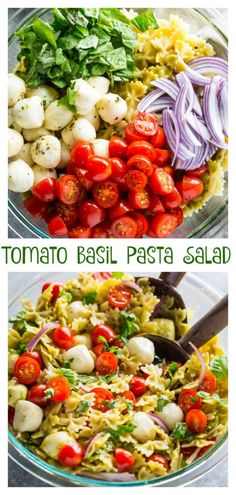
[179,294,228,354]
[159,272,186,287]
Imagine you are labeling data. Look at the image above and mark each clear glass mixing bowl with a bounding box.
[8,272,228,486]
[8,8,228,239]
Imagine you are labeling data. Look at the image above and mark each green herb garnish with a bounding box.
[171,423,194,441]
[76,400,91,414]
[9,310,28,334]
[132,9,159,32]
[210,356,228,379]
[157,397,170,412]
[197,391,228,406]
[83,290,97,305]
[119,311,139,343]
[106,423,136,440]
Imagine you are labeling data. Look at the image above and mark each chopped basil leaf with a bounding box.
[83,290,97,304]
[132,9,159,32]
[119,311,139,343]
[171,422,194,441]
[76,400,91,414]
[103,400,117,409]
[197,391,228,405]
[106,423,136,440]
[9,311,28,334]
[168,362,179,378]
[60,368,77,385]
[157,397,170,412]
[59,289,73,303]
[210,356,228,379]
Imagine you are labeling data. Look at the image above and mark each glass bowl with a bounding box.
[8,272,228,486]
[8,8,228,239]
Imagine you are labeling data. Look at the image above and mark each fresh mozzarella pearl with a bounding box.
[63,344,94,374]
[31,136,61,168]
[13,400,43,432]
[88,76,110,95]
[67,301,84,323]
[73,78,100,115]
[8,382,28,406]
[132,412,156,443]
[72,334,92,350]
[32,165,57,186]
[61,118,96,148]
[27,85,59,109]
[93,139,110,158]
[13,96,44,129]
[8,129,24,158]
[41,431,73,459]
[57,140,71,169]
[127,337,155,365]
[79,107,101,131]
[8,73,26,107]
[157,403,184,431]
[96,94,127,125]
[8,108,22,132]
[44,100,73,131]
[14,143,34,167]
[23,127,52,142]
[8,353,20,375]
[8,159,34,193]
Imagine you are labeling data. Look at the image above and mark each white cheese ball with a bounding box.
[157,403,184,431]
[96,94,127,125]
[63,344,94,374]
[132,412,156,443]
[79,107,101,131]
[61,118,96,148]
[8,159,34,193]
[88,76,110,95]
[8,108,22,132]
[8,353,20,375]
[41,431,73,459]
[67,301,84,323]
[27,85,59,109]
[73,78,100,115]
[93,139,110,158]
[8,128,24,158]
[127,337,155,365]
[8,382,28,407]
[44,100,73,131]
[57,140,71,169]
[13,96,44,129]
[32,165,57,186]
[73,333,92,350]
[13,400,43,432]
[22,126,52,142]
[14,143,34,167]
[8,73,26,107]
[31,135,61,168]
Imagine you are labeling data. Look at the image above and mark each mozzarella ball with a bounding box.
[8,353,20,375]
[32,165,57,186]
[8,108,22,132]
[127,337,155,365]
[8,128,24,158]
[27,85,59,109]
[31,136,61,168]
[79,107,101,131]
[13,96,44,129]
[44,100,73,131]
[67,301,84,323]
[157,403,184,431]
[57,140,71,169]
[13,400,43,432]
[63,344,94,374]
[96,94,127,125]
[41,431,73,459]
[14,143,34,167]
[88,76,110,95]
[61,118,96,148]
[8,382,28,406]
[73,333,92,350]
[132,412,156,443]
[8,159,34,193]
[23,126,52,142]
[93,139,110,158]
[73,78,100,115]
[8,73,26,107]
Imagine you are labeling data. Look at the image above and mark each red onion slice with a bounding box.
[83,433,102,459]
[148,413,169,434]
[218,82,228,136]
[120,280,142,293]
[189,342,206,387]
[151,78,179,99]
[203,80,226,148]
[137,88,165,112]
[27,322,60,352]
[188,56,228,81]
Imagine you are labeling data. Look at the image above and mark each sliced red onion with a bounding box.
[137,88,165,112]
[80,385,91,393]
[83,433,102,459]
[183,63,211,86]
[189,342,206,387]
[203,80,226,148]
[145,97,173,113]
[27,322,60,352]
[162,110,195,161]
[120,280,142,293]
[162,109,180,165]
[174,81,202,147]
[151,78,179,99]
[93,272,112,281]
[187,113,212,143]
[188,56,228,81]
[176,72,202,117]
[148,413,169,434]
[218,82,228,136]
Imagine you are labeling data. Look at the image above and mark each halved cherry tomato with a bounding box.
[127,154,153,177]
[46,376,71,402]
[161,164,175,178]
[186,165,208,177]
[148,454,169,470]
[185,409,207,433]
[178,389,203,413]
[52,326,74,350]
[109,136,128,159]
[23,196,48,219]
[125,170,147,192]
[109,199,133,221]
[199,371,217,394]
[181,445,212,459]
[108,285,131,309]
[93,343,105,356]
[70,142,93,168]
[68,226,91,238]
[42,282,64,302]
[8,407,15,425]
[127,140,156,162]
[147,194,165,214]
[151,127,167,148]
[92,324,116,345]
[32,178,57,203]
[27,384,50,407]
[114,448,135,472]
[123,390,136,405]
[128,189,150,209]
[95,352,118,375]
[130,376,147,397]
[91,222,111,238]
[14,356,40,385]
[22,350,44,369]
[92,181,119,208]
[111,215,137,238]
[149,169,174,195]
[57,175,82,205]
[78,200,105,228]
[91,387,114,412]
[116,175,129,192]
[125,123,149,143]
[48,216,68,237]
[109,157,127,181]
[154,148,171,166]
[86,155,111,182]
[130,211,149,237]
[134,112,158,137]
[176,176,203,203]
[55,202,78,229]
[161,187,182,210]
[58,442,83,467]
[151,213,178,238]
[169,207,184,227]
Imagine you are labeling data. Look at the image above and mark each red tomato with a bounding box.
[149,169,174,195]
[108,285,131,309]
[151,213,178,238]
[161,164,175,177]
[109,199,133,221]
[111,215,137,238]
[22,350,44,369]
[86,155,111,182]
[52,326,74,350]
[46,377,71,402]
[91,387,114,412]
[78,200,105,228]
[8,407,15,425]
[48,216,68,237]
[23,196,48,219]
[128,189,150,209]
[32,178,57,203]
[93,343,105,356]
[91,222,111,238]
[109,157,127,181]
[148,454,169,470]
[109,136,128,159]
[42,282,64,302]
[154,148,171,166]
[116,175,129,192]
[199,371,217,394]
[178,389,203,413]
[114,448,135,472]
[71,142,93,168]
[125,123,149,143]
[95,352,118,375]
[58,442,83,467]
[92,324,116,345]
[169,207,184,227]
[123,390,136,405]
[27,384,50,407]
[56,175,82,205]
[134,112,158,137]
[147,194,165,214]
[130,376,147,397]
[181,445,211,459]
[68,226,91,238]
[125,170,147,192]
[127,154,153,177]
[161,187,182,210]
[14,356,40,385]
[186,165,208,177]
[130,211,149,237]
[55,202,78,229]
[127,141,156,162]
[185,409,207,433]
[151,127,167,148]
[176,176,203,203]
[92,181,119,208]
[111,338,124,348]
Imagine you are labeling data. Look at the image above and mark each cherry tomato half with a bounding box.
[93,343,105,356]
[46,376,71,402]
[161,187,182,210]
[111,215,137,238]
[71,142,93,168]
[147,194,165,214]
[108,285,131,309]
[130,376,147,397]
[134,112,158,137]
[23,196,48,219]
[52,326,74,350]
[128,189,150,210]
[68,226,91,238]
[185,409,207,433]
[58,442,83,467]
[123,390,136,405]
[178,389,203,413]
[42,282,64,302]
[149,169,174,196]
[55,202,78,229]
[95,352,118,375]
[125,170,147,192]
[169,207,184,227]
[91,222,111,238]
[27,384,50,407]
[109,136,128,159]
[114,448,135,472]
[92,181,119,208]
[86,155,111,182]
[176,176,203,203]
[186,165,208,177]
[109,199,133,221]
[127,140,156,162]
[150,127,167,148]
[22,350,44,369]
[32,178,57,203]
[130,211,149,237]
[154,148,171,166]
[151,213,178,238]
[125,123,149,143]
[199,371,217,394]
[48,216,68,237]
[127,154,153,177]
[14,356,40,385]
[78,200,105,228]
[56,175,82,206]
[91,387,114,412]
[148,454,169,470]
[109,157,127,181]
[92,324,116,345]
